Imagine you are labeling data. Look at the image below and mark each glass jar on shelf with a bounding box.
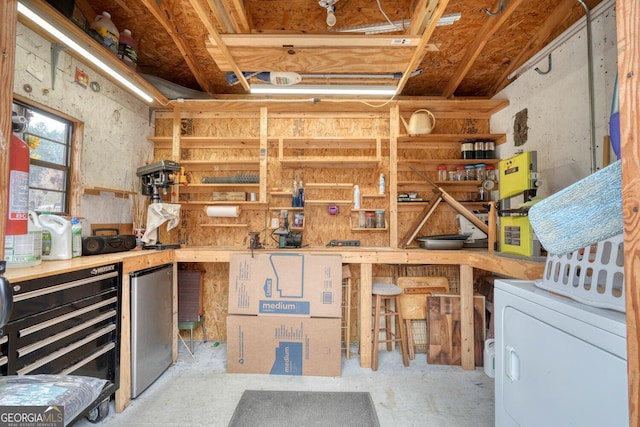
[464,165,475,181]
[474,164,486,181]
[447,170,456,181]
[374,210,385,228]
[486,165,497,181]
[455,165,465,181]
[437,165,448,181]
[365,211,375,228]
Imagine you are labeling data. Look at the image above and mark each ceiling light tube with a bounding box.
[17,1,154,103]
[250,84,397,96]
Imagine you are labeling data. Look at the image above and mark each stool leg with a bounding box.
[405,319,415,360]
[395,297,409,367]
[384,297,393,351]
[372,294,381,371]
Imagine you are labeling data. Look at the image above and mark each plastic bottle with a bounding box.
[4,211,43,268]
[378,173,385,195]
[437,165,448,181]
[90,11,119,55]
[298,180,304,207]
[71,217,82,258]
[353,185,361,209]
[39,214,72,260]
[118,29,138,70]
[292,179,298,207]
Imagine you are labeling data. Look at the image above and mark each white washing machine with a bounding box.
[494,279,628,427]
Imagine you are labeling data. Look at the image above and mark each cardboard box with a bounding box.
[226,315,341,376]
[228,253,342,317]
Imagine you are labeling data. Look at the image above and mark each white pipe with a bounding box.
[577,0,597,173]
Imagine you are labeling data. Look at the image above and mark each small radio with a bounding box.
[82,233,136,256]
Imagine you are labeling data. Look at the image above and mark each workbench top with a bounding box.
[5,246,544,282]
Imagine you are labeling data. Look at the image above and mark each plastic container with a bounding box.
[378,173,385,195]
[484,339,495,378]
[474,141,485,159]
[455,166,465,181]
[298,180,304,207]
[4,211,43,268]
[474,164,486,181]
[437,165,447,181]
[374,210,385,228]
[486,165,497,181]
[464,165,475,181]
[447,170,456,181]
[484,141,495,159]
[353,185,361,209]
[118,29,138,70]
[71,217,82,258]
[90,11,119,55]
[536,233,625,312]
[461,140,474,159]
[39,214,72,260]
[365,211,375,228]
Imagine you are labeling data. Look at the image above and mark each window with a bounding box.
[12,100,73,215]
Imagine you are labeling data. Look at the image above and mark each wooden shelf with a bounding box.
[179,160,259,171]
[268,207,304,211]
[279,159,379,168]
[278,137,382,168]
[305,183,353,189]
[178,201,267,210]
[304,199,353,205]
[151,136,261,149]
[396,133,506,146]
[179,183,259,193]
[200,223,248,228]
[397,159,500,169]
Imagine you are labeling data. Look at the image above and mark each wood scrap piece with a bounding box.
[399,191,443,248]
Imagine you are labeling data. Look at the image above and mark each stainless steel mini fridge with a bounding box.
[131,263,173,398]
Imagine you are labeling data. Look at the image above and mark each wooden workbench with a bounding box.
[174,247,544,370]
[4,246,544,413]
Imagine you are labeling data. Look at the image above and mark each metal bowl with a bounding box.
[416,234,470,250]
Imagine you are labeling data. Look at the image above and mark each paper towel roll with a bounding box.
[204,205,240,217]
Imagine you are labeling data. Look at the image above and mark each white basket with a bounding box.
[535,233,625,312]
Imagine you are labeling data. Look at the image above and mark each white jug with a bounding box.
[39,214,72,260]
[400,109,436,135]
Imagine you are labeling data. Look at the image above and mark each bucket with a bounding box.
[4,211,43,268]
[484,338,495,378]
[39,214,72,260]
[118,29,138,70]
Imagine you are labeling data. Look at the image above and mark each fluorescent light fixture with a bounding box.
[250,84,397,96]
[17,1,154,103]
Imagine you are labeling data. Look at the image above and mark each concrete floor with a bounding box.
[74,341,494,427]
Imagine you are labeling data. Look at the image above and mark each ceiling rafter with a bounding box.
[406,0,440,36]
[396,0,449,95]
[441,0,525,98]
[205,0,236,33]
[489,0,579,96]
[139,0,212,92]
[189,0,250,91]
[221,0,251,33]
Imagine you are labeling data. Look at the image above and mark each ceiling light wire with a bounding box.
[375,0,405,32]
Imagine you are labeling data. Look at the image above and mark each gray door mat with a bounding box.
[228,390,381,427]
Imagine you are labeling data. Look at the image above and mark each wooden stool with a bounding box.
[371,282,409,371]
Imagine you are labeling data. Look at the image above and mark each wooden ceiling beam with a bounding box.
[205,0,235,33]
[221,0,251,33]
[139,0,212,93]
[407,0,440,36]
[189,0,250,91]
[396,0,449,95]
[441,0,526,98]
[489,0,579,96]
[217,34,428,48]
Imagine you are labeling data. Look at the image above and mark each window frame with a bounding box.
[12,95,83,217]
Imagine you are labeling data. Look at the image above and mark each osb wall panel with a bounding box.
[155,109,493,341]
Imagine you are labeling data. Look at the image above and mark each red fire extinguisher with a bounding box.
[7,114,30,235]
